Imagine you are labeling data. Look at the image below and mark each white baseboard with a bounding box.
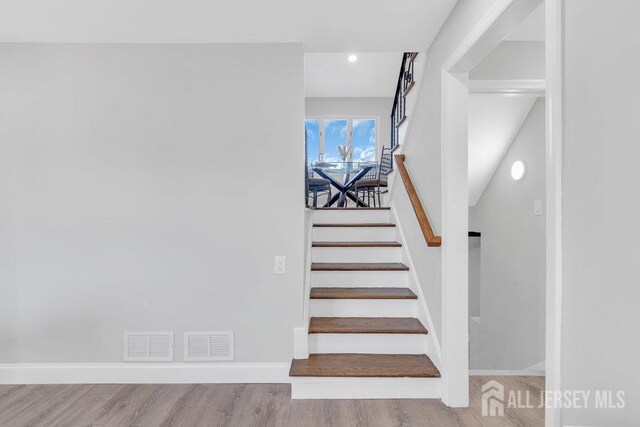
[0,362,290,384]
[470,369,545,377]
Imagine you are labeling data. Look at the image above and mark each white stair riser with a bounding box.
[310,299,417,317]
[309,333,427,354]
[291,377,440,399]
[311,246,402,263]
[313,209,391,224]
[310,271,409,287]
[312,227,396,242]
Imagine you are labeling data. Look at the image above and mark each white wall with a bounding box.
[467,95,537,205]
[468,237,481,318]
[305,97,393,153]
[561,1,640,424]
[0,43,305,364]
[469,41,545,80]
[470,98,546,370]
[387,0,504,342]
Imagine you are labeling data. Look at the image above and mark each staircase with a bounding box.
[290,207,441,399]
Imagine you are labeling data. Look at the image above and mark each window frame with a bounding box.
[305,115,380,163]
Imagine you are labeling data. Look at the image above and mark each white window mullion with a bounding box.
[347,119,354,161]
[319,120,325,161]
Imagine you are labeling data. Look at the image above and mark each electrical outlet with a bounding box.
[534,200,543,216]
[274,256,286,275]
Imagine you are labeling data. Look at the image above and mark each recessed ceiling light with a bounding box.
[511,160,526,180]
[348,54,358,63]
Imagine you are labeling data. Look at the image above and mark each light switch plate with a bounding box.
[534,200,543,216]
[274,256,286,274]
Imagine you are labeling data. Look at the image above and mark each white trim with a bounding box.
[443,0,515,72]
[0,363,290,384]
[294,208,314,359]
[439,70,470,408]
[439,0,545,408]
[468,79,546,95]
[545,0,563,426]
[301,208,314,326]
[470,369,545,377]
[389,204,442,369]
[291,377,441,400]
[444,0,543,73]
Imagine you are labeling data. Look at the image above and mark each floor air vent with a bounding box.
[184,331,234,361]
[123,332,174,361]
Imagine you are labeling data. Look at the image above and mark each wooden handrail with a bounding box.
[394,154,442,247]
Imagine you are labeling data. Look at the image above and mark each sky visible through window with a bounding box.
[324,119,348,162]
[353,119,376,162]
[305,118,376,163]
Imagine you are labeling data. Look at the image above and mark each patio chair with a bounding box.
[307,168,332,208]
[353,147,392,207]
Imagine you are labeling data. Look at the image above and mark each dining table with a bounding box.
[311,161,376,207]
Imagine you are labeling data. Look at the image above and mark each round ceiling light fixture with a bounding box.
[348,54,358,63]
[511,160,527,181]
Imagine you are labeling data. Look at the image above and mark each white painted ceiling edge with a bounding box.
[467,2,545,205]
[0,0,457,52]
[305,53,403,98]
[468,95,537,206]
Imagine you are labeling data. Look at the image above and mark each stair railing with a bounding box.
[394,154,441,247]
[390,52,418,151]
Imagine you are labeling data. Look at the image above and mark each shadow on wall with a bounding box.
[469,98,546,371]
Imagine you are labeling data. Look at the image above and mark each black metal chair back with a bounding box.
[361,165,379,180]
[379,147,393,178]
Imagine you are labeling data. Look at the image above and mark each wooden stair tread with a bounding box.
[312,241,402,248]
[311,262,409,271]
[313,223,395,228]
[309,317,428,334]
[289,354,440,378]
[311,287,417,300]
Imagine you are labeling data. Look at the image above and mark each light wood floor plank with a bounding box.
[0,376,544,426]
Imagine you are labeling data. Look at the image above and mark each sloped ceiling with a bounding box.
[505,2,545,42]
[468,95,537,206]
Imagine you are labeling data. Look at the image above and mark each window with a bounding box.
[304,117,378,163]
[305,120,320,164]
[352,119,376,162]
[323,119,348,162]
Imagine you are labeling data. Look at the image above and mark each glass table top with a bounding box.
[310,161,377,174]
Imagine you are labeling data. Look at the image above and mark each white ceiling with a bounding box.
[305,53,402,97]
[0,0,457,51]
[468,95,537,206]
[505,2,545,42]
